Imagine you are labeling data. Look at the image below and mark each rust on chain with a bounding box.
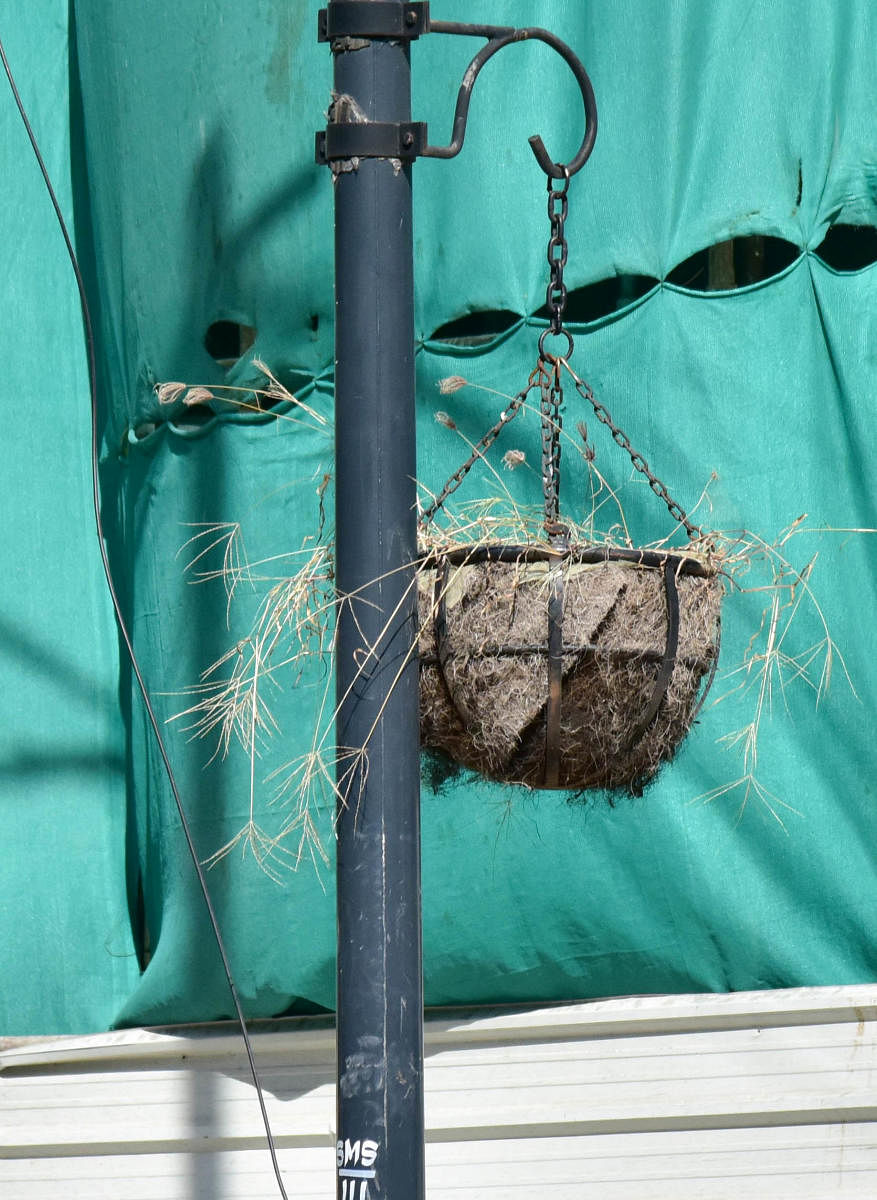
[539,356,569,538]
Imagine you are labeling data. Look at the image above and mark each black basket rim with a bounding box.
[418,542,715,578]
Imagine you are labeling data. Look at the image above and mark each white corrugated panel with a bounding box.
[2,985,876,1198]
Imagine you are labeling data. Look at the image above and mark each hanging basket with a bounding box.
[417,192,722,794]
[419,543,721,793]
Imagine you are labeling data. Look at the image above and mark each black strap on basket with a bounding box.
[621,557,681,757]
[544,562,565,786]
[540,352,568,786]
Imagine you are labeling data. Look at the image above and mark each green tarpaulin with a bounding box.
[1,0,875,1034]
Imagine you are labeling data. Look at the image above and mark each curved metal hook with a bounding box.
[422,22,598,179]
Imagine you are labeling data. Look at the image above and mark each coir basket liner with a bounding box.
[419,544,721,793]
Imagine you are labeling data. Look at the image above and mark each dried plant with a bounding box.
[691,519,860,828]
[162,364,869,876]
[155,358,329,433]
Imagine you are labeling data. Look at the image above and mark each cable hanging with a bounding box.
[0,33,289,1200]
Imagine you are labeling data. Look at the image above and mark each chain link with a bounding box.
[419,367,547,527]
[545,169,569,335]
[567,368,702,540]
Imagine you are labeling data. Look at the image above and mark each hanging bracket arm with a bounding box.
[421,20,598,179]
[316,7,598,178]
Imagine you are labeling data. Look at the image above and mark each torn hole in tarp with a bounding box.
[204,320,257,367]
[812,224,877,272]
[666,236,800,292]
[533,276,658,324]
[428,309,522,348]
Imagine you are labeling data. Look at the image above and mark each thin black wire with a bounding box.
[0,35,290,1200]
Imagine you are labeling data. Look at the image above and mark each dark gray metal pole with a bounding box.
[329,5,425,1199]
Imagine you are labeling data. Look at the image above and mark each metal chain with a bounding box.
[540,361,565,535]
[419,366,547,527]
[545,169,569,335]
[423,163,700,542]
[537,167,573,537]
[536,165,699,539]
[538,167,575,365]
[567,368,702,540]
